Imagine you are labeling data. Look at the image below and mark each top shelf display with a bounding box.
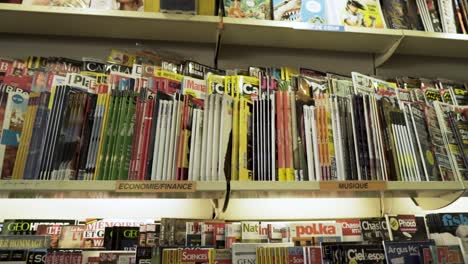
[2,4,468,59]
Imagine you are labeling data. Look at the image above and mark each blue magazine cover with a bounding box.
[383,241,434,264]
[301,0,327,24]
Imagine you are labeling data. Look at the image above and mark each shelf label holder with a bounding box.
[319,181,386,191]
[115,181,196,193]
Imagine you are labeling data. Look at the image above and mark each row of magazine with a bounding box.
[1,50,468,182]
[2,213,466,248]
[0,212,466,263]
[1,0,214,14]
[0,243,464,263]
[226,0,468,34]
[0,50,467,182]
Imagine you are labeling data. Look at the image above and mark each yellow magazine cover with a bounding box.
[238,98,253,181]
[327,0,387,28]
[238,76,259,99]
[281,67,299,81]
[231,97,240,181]
[155,69,184,82]
[12,92,40,179]
[236,76,258,181]
[230,76,240,181]
[208,74,226,95]
[256,248,261,264]
[144,0,160,12]
[93,93,111,180]
[198,0,215,15]
[325,94,336,180]
[108,49,136,67]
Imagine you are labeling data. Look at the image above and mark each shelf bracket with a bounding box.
[410,190,464,210]
[374,35,404,68]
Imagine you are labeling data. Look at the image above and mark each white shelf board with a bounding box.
[230,181,385,198]
[221,17,403,54]
[2,4,468,59]
[229,181,467,198]
[397,30,468,58]
[0,4,220,43]
[385,181,465,200]
[0,180,226,199]
[386,181,465,191]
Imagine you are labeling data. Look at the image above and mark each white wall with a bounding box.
[0,199,214,221]
[0,197,467,221]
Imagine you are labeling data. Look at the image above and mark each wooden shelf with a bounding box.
[0,180,226,199]
[221,17,403,54]
[398,30,468,58]
[230,181,381,199]
[385,181,465,200]
[1,4,468,60]
[0,4,220,43]
[229,181,466,198]
[0,180,465,201]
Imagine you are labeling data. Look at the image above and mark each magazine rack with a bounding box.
[0,3,467,216]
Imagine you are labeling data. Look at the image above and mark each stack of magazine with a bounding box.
[0,213,466,263]
[0,49,466,182]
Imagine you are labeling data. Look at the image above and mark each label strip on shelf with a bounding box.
[319,181,386,191]
[115,181,196,193]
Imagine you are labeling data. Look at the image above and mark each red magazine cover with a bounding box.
[0,59,12,84]
[129,94,143,180]
[36,225,63,248]
[176,95,189,180]
[336,219,362,241]
[138,98,154,180]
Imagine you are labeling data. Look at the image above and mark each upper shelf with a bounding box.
[220,17,403,54]
[1,4,468,60]
[0,4,220,43]
[397,30,468,58]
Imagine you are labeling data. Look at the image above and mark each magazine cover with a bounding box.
[11,92,39,180]
[224,0,272,19]
[384,241,435,264]
[273,0,301,21]
[0,90,29,179]
[327,0,387,28]
[289,221,343,246]
[1,219,75,235]
[58,225,86,249]
[241,222,269,243]
[387,215,429,241]
[301,0,327,24]
[22,0,90,7]
[225,223,241,249]
[343,244,386,263]
[381,0,411,29]
[336,219,362,241]
[360,217,390,243]
[35,225,62,248]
